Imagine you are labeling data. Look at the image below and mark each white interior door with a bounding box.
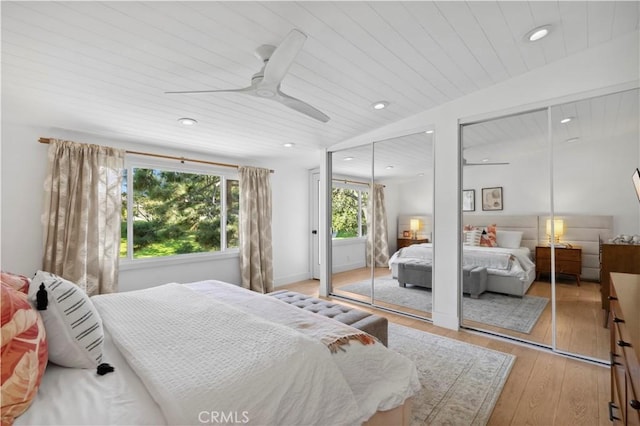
[311,172,321,279]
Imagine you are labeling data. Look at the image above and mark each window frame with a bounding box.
[120,157,240,268]
[331,181,369,240]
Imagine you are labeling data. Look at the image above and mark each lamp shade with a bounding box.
[410,219,420,231]
[546,219,564,237]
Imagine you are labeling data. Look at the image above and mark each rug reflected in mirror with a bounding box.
[339,276,548,334]
[388,323,514,425]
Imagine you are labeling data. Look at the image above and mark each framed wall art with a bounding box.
[482,187,503,211]
[462,189,475,212]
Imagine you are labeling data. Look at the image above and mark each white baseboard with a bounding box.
[273,272,312,287]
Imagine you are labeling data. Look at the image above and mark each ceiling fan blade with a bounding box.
[165,87,253,95]
[464,162,510,166]
[277,90,330,123]
[262,29,307,86]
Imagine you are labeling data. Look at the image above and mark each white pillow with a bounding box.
[496,230,524,249]
[29,270,104,369]
[465,229,482,246]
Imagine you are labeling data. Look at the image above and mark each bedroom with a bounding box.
[329,88,639,363]
[2,1,639,425]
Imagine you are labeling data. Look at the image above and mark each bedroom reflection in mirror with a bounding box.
[329,130,435,320]
[460,107,551,346]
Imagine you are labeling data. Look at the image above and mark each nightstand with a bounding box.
[397,238,428,249]
[535,245,582,285]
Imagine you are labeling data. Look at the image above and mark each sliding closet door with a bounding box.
[329,144,374,303]
[550,88,639,362]
[327,130,434,319]
[460,108,552,347]
[371,132,433,318]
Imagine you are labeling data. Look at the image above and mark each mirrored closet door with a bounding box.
[330,143,374,305]
[551,88,639,361]
[328,131,434,319]
[460,87,640,362]
[460,108,552,347]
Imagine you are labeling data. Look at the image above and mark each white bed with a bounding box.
[17,280,420,425]
[389,243,536,297]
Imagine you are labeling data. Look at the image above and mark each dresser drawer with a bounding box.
[557,260,581,275]
[611,363,626,424]
[610,278,640,426]
[556,248,581,261]
[536,247,552,260]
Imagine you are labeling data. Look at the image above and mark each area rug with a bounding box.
[339,276,548,333]
[388,323,515,425]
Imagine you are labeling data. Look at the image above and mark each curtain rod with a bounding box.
[332,178,385,187]
[38,138,274,173]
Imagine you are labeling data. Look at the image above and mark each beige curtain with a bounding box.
[42,139,124,295]
[366,184,390,267]
[238,166,273,293]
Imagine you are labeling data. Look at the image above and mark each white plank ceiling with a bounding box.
[2,1,638,171]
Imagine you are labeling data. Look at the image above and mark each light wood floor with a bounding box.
[281,274,611,426]
[331,268,609,361]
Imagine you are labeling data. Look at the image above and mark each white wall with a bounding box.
[0,124,312,290]
[461,131,639,236]
[327,30,640,330]
[332,239,366,273]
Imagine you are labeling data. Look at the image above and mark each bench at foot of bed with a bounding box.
[268,290,388,347]
[397,260,488,298]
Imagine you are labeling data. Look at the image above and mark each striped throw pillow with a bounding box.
[465,229,482,246]
[28,271,104,369]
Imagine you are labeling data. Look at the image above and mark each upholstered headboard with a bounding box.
[462,214,539,252]
[461,214,613,281]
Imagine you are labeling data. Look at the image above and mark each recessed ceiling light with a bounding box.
[425,130,434,134]
[283,143,295,148]
[343,156,354,161]
[371,101,389,110]
[525,25,551,42]
[417,173,425,177]
[178,117,197,126]
[482,158,489,163]
[560,117,573,124]
[566,137,580,143]
[385,165,394,170]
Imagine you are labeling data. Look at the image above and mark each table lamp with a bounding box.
[410,219,420,240]
[546,219,564,244]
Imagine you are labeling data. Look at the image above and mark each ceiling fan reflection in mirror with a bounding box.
[463,158,510,166]
[165,29,330,123]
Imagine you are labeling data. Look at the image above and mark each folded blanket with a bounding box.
[185,280,376,353]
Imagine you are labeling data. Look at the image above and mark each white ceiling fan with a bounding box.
[165,29,330,123]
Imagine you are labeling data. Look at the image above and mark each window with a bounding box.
[331,186,368,238]
[120,164,239,259]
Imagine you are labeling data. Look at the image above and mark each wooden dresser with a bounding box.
[609,272,640,425]
[397,238,428,249]
[535,246,582,285]
[601,244,640,325]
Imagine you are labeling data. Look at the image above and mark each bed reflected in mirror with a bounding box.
[459,88,639,362]
[460,108,552,347]
[329,131,434,319]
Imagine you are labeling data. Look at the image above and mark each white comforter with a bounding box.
[390,243,535,282]
[91,283,363,426]
[185,280,421,420]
